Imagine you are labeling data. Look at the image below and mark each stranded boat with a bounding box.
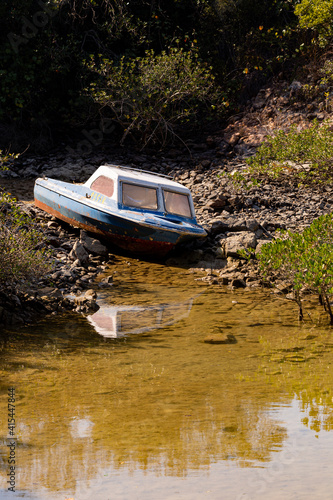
[34,164,207,256]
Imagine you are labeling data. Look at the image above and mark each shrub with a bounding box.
[0,192,53,290]
[86,47,226,148]
[0,151,20,170]
[259,214,333,323]
[246,120,333,182]
[295,0,333,41]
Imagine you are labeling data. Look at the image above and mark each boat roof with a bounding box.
[96,164,189,190]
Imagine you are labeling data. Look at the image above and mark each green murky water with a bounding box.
[1,257,333,499]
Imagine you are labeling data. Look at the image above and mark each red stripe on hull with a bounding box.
[34,198,175,256]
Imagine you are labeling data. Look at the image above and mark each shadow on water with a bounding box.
[1,256,333,498]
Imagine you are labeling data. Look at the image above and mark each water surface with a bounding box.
[1,257,333,499]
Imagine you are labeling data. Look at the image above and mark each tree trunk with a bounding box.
[295,290,303,321]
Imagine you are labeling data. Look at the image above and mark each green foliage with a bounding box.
[87,47,226,148]
[214,0,299,77]
[0,151,20,171]
[0,1,87,144]
[0,192,54,290]
[259,214,333,322]
[295,0,333,41]
[218,170,260,191]
[246,120,333,182]
[0,0,322,150]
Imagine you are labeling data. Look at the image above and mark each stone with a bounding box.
[37,287,57,296]
[214,247,225,259]
[275,281,292,294]
[246,219,259,232]
[225,232,257,257]
[74,289,99,312]
[70,259,82,271]
[201,159,211,168]
[246,280,262,288]
[47,221,59,229]
[84,289,97,300]
[99,275,114,287]
[255,228,264,238]
[46,236,61,247]
[206,196,228,210]
[61,241,73,251]
[228,218,247,231]
[230,278,246,288]
[208,220,229,235]
[70,241,89,265]
[226,132,241,146]
[11,295,21,307]
[59,269,75,281]
[80,231,108,256]
[204,333,237,344]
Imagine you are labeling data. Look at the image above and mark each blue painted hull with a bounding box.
[34,178,206,256]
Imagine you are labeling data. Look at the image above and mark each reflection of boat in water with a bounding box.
[87,298,196,338]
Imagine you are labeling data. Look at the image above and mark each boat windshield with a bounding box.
[163,190,192,218]
[122,183,158,210]
[90,176,114,197]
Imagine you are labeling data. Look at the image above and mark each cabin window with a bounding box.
[163,190,192,218]
[90,176,114,197]
[122,183,158,210]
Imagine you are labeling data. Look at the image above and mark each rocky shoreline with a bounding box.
[1,79,333,327]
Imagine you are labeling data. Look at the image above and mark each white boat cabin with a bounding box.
[84,164,196,219]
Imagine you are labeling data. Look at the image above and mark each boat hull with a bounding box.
[34,180,206,256]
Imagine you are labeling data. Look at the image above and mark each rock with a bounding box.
[70,241,89,265]
[47,220,59,228]
[226,132,241,146]
[246,219,259,232]
[230,278,246,288]
[70,259,82,271]
[206,195,228,210]
[193,259,227,271]
[99,275,114,287]
[214,246,225,259]
[246,280,262,288]
[208,220,229,235]
[275,281,292,293]
[59,269,75,282]
[80,230,108,257]
[224,232,257,257]
[84,289,97,300]
[228,217,247,231]
[11,295,21,307]
[74,289,99,313]
[61,241,73,251]
[289,80,302,93]
[201,159,211,168]
[46,236,61,247]
[204,333,237,344]
[37,287,62,299]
